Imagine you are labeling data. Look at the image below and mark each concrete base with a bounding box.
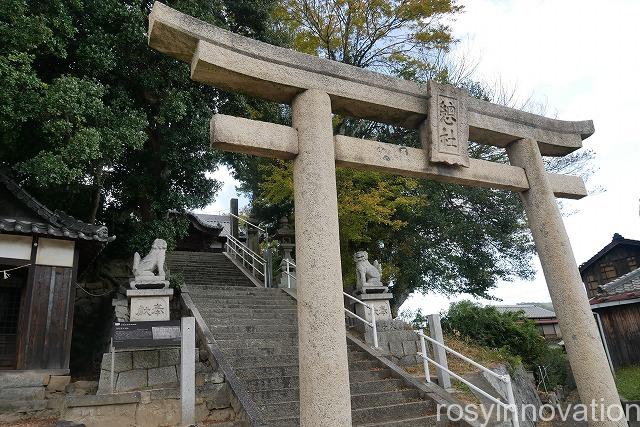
[129,277,170,290]
[127,289,173,321]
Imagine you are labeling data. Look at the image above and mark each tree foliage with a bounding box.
[442,301,547,366]
[222,0,538,313]
[0,0,282,252]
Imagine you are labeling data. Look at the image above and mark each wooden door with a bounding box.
[0,265,27,369]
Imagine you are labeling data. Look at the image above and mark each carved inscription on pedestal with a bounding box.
[421,81,470,167]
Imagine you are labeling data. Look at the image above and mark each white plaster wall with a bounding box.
[35,238,75,267]
[0,234,33,260]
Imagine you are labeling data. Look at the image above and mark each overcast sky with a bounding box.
[199,0,640,315]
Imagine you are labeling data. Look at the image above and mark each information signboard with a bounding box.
[112,320,181,349]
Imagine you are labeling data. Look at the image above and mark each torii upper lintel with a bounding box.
[148,1,593,158]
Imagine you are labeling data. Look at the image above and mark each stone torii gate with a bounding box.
[148,3,626,426]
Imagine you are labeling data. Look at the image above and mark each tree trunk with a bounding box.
[87,169,103,224]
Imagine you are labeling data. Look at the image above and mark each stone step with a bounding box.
[259,389,423,419]
[220,346,299,358]
[203,314,297,323]
[200,307,297,315]
[211,332,298,341]
[251,379,404,403]
[262,401,436,426]
[254,388,420,409]
[353,401,436,425]
[185,285,288,295]
[235,365,299,380]
[196,303,298,310]
[214,337,299,349]
[200,310,298,326]
[187,288,291,297]
[244,375,299,391]
[228,354,299,368]
[242,369,394,391]
[357,415,448,427]
[351,379,407,394]
[228,351,372,368]
[209,324,298,334]
[185,278,255,286]
[188,297,294,306]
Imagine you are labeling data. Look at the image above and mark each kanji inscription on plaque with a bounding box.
[421,81,470,167]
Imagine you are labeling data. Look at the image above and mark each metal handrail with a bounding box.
[228,212,268,233]
[226,234,267,285]
[281,259,379,348]
[415,330,520,427]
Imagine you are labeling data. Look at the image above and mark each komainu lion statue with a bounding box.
[133,238,167,279]
[354,251,386,293]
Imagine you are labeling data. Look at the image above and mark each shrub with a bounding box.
[442,300,547,367]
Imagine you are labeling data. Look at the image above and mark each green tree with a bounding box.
[0,0,283,251]
[225,0,536,314]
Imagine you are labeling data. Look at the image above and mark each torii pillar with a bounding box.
[291,89,352,425]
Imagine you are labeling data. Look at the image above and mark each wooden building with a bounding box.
[171,211,248,253]
[0,171,114,372]
[590,268,640,369]
[579,233,640,298]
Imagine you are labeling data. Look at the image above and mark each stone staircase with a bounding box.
[168,251,460,426]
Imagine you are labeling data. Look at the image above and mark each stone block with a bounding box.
[47,375,71,392]
[100,351,132,372]
[133,350,159,369]
[158,348,180,366]
[97,370,113,395]
[134,399,180,426]
[205,371,225,384]
[195,361,207,374]
[402,340,418,356]
[0,372,49,388]
[115,370,147,392]
[147,366,178,388]
[202,407,234,424]
[388,340,404,357]
[0,386,45,401]
[0,399,47,413]
[203,383,231,410]
[65,381,98,396]
[63,403,137,427]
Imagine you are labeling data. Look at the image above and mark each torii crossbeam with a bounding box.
[148,3,626,426]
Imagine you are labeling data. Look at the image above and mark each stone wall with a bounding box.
[98,348,190,393]
[94,346,234,424]
[0,372,95,415]
[364,319,421,365]
[61,390,240,427]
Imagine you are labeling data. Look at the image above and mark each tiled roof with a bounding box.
[590,267,640,305]
[0,171,115,243]
[494,304,557,319]
[579,233,640,272]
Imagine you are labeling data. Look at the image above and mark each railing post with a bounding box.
[504,374,519,427]
[419,330,431,384]
[428,313,451,389]
[286,260,291,288]
[370,306,379,348]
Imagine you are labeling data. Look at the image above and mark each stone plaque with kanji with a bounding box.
[421,81,470,167]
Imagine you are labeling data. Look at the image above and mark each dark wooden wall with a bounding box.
[581,244,640,298]
[16,264,77,370]
[596,303,640,368]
